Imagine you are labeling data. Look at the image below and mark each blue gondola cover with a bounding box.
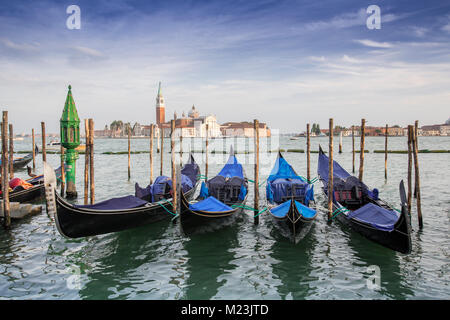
[347,203,399,231]
[189,196,233,212]
[270,199,316,218]
[266,153,314,205]
[218,155,244,178]
[75,195,148,210]
[199,181,209,199]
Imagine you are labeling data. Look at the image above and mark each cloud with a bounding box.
[0,38,40,52]
[342,55,362,63]
[354,39,393,48]
[304,8,367,31]
[442,23,450,33]
[411,26,429,37]
[67,46,108,66]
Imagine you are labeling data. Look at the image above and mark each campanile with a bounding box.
[156,82,165,126]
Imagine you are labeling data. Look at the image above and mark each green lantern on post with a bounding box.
[60,84,80,198]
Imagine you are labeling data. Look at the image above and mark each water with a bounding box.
[1,136,449,300]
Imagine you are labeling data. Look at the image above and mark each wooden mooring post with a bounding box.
[32,128,36,170]
[411,125,423,229]
[41,121,46,163]
[205,124,209,181]
[359,119,365,182]
[414,120,419,198]
[254,119,260,225]
[150,124,154,184]
[60,144,65,197]
[306,123,310,182]
[339,131,342,154]
[180,132,183,166]
[171,120,177,214]
[160,126,164,176]
[2,111,11,229]
[128,127,131,181]
[84,119,90,204]
[89,119,95,204]
[352,125,355,173]
[328,118,334,220]
[9,124,13,179]
[385,124,388,180]
[407,125,413,214]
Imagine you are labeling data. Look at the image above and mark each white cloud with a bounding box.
[354,39,393,48]
[72,46,106,58]
[0,38,40,51]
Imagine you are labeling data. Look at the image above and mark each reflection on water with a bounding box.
[0,136,449,299]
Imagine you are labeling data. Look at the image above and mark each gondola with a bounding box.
[265,152,317,243]
[317,146,412,254]
[0,145,38,170]
[179,147,248,235]
[44,154,201,238]
[0,166,61,203]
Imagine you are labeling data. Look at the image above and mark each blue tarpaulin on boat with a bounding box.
[318,150,351,182]
[218,155,244,178]
[268,153,304,182]
[199,181,209,199]
[181,158,200,185]
[318,149,380,201]
[347,203,399,231]
[75,195,148,210]
[266,153,314,205]
[267,178,314,204]
[270,199,316,218]
[189,196,233,212]
[149,175,193,200]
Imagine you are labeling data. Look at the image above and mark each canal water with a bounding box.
[0,136,449,299]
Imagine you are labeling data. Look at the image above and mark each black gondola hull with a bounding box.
[54,185,197,238]
[269,200,316,244]
[332,201,412,254]
[2,184,45,203]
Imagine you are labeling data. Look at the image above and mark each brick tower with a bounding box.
[155,82,165,126]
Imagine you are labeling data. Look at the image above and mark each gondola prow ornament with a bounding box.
[43,161,57,216]
[60,85,81,198]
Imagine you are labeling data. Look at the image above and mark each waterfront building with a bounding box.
[220,121,271,137]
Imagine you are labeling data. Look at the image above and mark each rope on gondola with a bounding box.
[231,204,268,218]
[331,206,349,220]
[298,175,318,184]
[156,198,178,217]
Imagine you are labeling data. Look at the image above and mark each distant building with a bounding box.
[220,121,271,137]
[155,82,165,126]
[421,124,450,136]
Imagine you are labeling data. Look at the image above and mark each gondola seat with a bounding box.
[207,176,246,204]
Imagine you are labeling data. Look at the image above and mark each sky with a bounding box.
[0,0,449,134]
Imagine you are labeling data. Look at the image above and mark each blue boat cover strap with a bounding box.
[270,199,316,218]
[189,196,233,212]
[75,195,148,210]
[347,203,399,231]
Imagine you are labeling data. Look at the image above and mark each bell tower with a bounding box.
[156,82,165,126]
